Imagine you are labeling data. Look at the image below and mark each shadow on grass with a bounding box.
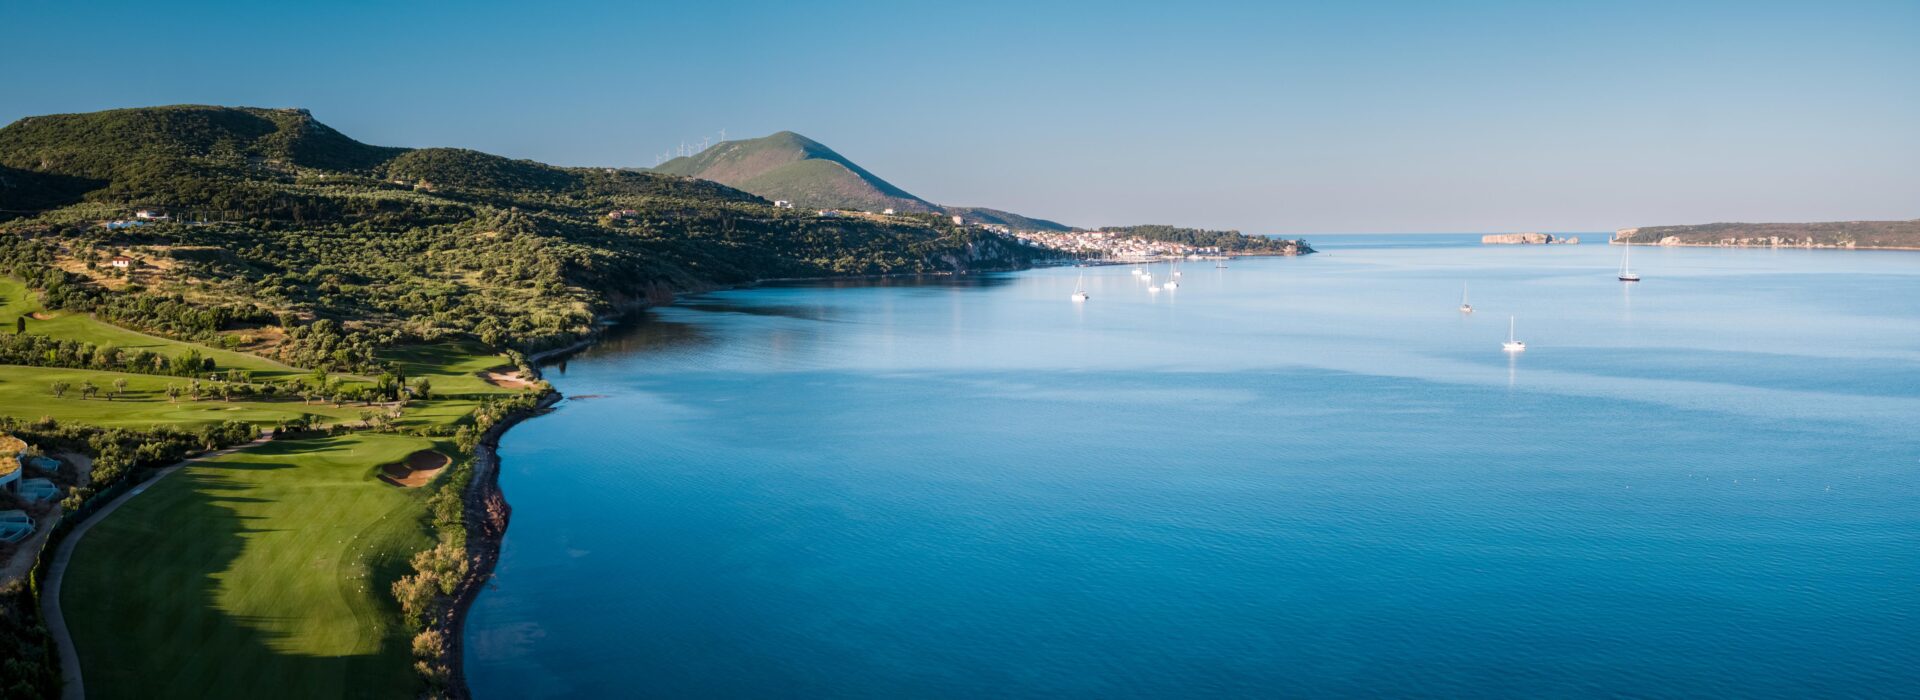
[72,435,425,698]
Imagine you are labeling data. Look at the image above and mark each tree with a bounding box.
[410,377,433,400]
[81,380,98,400]
[13,316,22,334]
[112,377,129,400]
[166,384,182,403]
[50,380,70,398]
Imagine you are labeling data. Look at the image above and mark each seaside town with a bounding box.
[1006,228,1225,260]
[760,206,1233,261]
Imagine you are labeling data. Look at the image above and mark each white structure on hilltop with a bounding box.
[773,200,794,209]
[883,208,895,215]
[951,215,964,225]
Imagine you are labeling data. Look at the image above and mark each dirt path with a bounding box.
[40,433,270,700]
[0,511,58,584]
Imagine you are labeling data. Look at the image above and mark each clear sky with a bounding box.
[4,0,1915,233]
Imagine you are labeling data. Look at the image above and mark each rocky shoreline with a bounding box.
[437,390,559,700]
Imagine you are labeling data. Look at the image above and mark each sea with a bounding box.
[465,233,1920,698]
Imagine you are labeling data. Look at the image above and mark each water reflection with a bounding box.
[678,299,837,322]
[551,310,716,373]
[758,272,1021,291]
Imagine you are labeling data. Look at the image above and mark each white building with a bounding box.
[773,200,795,209]
[951,215,965,225]
[110,255,133,269]
[883,208,896,215]
[134,209,170,220]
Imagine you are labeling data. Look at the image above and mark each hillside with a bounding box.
[1615,220,1920,249]
[653,131,933,213]
[651,131,1071,231]
[0,106,1049,367]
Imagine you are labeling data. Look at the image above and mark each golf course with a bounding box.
[4,269,539,698]
[60,433,443,697]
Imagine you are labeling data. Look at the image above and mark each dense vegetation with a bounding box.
[1617,220,1920,249]
[0,106,1049,366]
[1097,224,1312,253]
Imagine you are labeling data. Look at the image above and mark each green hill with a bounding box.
[652,131,1070,230]
[381,148,579,192]
[0,104,401,180]
[654,131,934,213]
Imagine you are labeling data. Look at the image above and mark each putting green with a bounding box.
[63,433,441,698]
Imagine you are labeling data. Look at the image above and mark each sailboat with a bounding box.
[1163,263,1180,289]
[1459,284,1473,313]
[1618,236,1641,282]
[1071,274,1089,302]
[1141,263,1153,282]
[1215,259,1229,269]
[1172,262,1183,277]
[1502,316,1527,352]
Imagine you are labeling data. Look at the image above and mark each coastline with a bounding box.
[436,259,1051,696]
[1612,240,1920,251]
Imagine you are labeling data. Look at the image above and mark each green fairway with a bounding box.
[380,341,522,398]
[1,276,299,379]
[0,365,366,428]
[62,433,442,699]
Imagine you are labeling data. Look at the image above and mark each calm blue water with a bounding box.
[467,235,1920,698]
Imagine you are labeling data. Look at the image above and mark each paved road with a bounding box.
[39,434,270,700]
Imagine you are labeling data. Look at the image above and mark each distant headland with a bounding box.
[1614,220,1920,250]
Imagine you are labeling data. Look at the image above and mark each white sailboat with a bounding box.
[1459,284,1473,313]
[1141,263,1153,282]
[1071,274,1089,302]
[1618,236,1641,282]
[1163,263,1180,289]
[1502,316,1526,352]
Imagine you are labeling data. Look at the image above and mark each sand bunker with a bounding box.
[480,365,534,389]
[379,450,452,488]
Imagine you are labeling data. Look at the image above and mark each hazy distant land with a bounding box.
[1616,220,1920,250]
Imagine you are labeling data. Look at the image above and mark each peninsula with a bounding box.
[1614,220,1920,250]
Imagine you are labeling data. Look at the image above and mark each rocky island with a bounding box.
[1482,232,1579,245]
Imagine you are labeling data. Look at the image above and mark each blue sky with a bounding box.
[4,0,1915,233]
